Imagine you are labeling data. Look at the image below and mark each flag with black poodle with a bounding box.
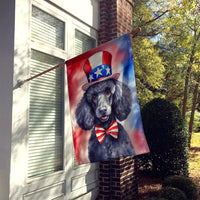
[66,33,149,164]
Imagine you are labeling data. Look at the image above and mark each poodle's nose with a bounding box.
[99,106,107,113]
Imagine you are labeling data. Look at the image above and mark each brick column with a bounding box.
[97,157,138,200]
[98,2,138,199]
[111,157,138,199]
[98,0,134,45]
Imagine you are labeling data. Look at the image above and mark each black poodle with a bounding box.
[75,78,135,163]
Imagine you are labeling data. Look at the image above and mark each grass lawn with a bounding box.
[190,132,200,147]
[189,132,200,190]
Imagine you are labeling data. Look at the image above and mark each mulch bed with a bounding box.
[137,172,162,200]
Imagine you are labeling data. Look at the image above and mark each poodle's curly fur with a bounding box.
[75,79,135,162]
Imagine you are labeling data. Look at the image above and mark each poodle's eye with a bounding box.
[92,95,97,101]
[105,89,111,96]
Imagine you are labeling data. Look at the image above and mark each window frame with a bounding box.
[12,0,99,199]
[27,3,67,182]
[26,0,98,183]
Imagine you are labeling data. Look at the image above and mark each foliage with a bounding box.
[132,0,167,38]
[158,40,186,107]
[159,186,187,200]
[162,175,198,200]
[132,37,165,107]
[132,0,166,107]
[159,0,200,140]
[163,0,200,69]
[140,98,189,177]
[133,0,200,144]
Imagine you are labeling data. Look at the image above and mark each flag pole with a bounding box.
[15,61,66,88]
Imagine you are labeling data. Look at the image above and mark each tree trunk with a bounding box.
[196,92,200,109]
[182,65,192,119]
[188,74,200,147]
[182,32,199,119]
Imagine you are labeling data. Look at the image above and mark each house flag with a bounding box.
[66,33,149,164]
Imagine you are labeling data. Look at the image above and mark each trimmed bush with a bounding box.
[159,186,187,200]
[163,175,198,200]
[140,98,189,177]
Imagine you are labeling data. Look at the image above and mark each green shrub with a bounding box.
[140,98,189,177]
[162,175,198,200]
[159,186,187,200]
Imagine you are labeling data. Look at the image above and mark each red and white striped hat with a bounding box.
[82,51,120,90]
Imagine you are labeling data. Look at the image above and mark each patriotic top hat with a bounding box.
[82,51,120,91]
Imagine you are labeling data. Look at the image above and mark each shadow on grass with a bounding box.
[190,147,200,152]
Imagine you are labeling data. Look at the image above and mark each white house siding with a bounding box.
[0,0,100,199]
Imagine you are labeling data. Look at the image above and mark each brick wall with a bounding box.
[97,1,138,199]
[98,0,134,45]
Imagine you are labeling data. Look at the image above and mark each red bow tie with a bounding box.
[95,120,118,144]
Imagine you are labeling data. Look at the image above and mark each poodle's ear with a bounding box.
[75,93,95,130]
[113,80,132,121]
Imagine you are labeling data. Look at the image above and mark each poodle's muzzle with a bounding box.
[95,91,112,122]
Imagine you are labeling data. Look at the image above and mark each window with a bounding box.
[28,6,65,178]
[31,6,65,49]
[75,29,96,56]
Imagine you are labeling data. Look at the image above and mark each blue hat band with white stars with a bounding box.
[87,64,112,83]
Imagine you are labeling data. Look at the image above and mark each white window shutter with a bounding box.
[28,50,64,178]
[32,6,64,50]
[75,29,96,56]
[28,6,65,178]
